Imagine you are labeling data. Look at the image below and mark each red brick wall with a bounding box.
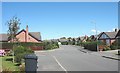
[15,31,39,42]
[29,46,43,51]
[16,31,26,42]
[27,35,39,42]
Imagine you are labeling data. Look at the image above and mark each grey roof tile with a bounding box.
[0,34,8,41]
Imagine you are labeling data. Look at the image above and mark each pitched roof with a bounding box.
[115,29,120,37]
[0,34,8,41]
[0,31,41,42]
[59,39,68,42]
[104,32,117,38]
[29,32,41,41]
[98,31,118,39]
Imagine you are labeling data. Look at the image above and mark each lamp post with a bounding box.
[91,21,99,52]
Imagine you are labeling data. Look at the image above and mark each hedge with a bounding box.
[14,46,34,64]
[61,42,68,45]
[81,42,97,51]
[43,41,59,50]
[0,42,43,50]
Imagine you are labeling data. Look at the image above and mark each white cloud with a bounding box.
[91,29,96,33]
[112,28,116,31]
[107,30,111,32]
[91,29,100,33]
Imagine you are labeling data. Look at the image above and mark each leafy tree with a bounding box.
[6,16,21,42]
[6,16,21,63]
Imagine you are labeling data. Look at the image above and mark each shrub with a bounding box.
[43,41,59,50]
[1,42,43,51]
[103,46,111,51]
[13,46,34,64]
[81,42,97,51]
[19,63,25,73]
[61,42,68,45]
[110,41,119,50]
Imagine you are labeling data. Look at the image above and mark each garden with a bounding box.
[1,44,34,72]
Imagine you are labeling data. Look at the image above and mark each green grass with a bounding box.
[1,56,20,71]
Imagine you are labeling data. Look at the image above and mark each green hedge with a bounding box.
[14,46,34,64]
[0,42,43,49]
[110,40,119,50]
[43,41,59,50]
[61,42,68,45]
[81,42,97,51]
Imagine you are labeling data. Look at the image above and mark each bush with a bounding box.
[43,41,59,50]
[110,41,119,50]
[1,42,43,50]
[81,42,97,51]
[61,42,68,45]
[13,46,34,64]
[103,46,111,51]
[19,63,25,73]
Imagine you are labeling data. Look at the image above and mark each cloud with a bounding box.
[91,29,100,33]
[91,29,96,33]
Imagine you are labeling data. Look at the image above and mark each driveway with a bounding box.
[35,45,118,72]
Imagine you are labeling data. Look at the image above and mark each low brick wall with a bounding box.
[29,46,43,51]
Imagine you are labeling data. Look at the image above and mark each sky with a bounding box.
[1,2,118,40]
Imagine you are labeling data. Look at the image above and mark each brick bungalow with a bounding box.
[98,31,117,46]
[98,29,120,50]
[0,25,43,51]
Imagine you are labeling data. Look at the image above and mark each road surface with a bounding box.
[35,45,118,72]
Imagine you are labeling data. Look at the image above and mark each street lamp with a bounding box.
[91,21,99,52]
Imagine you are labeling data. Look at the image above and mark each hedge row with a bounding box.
[61,42,68,45]
[43,41,59,50]
[81,42,97,51]
[0,42,43,49]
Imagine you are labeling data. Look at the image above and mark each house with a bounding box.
[0,25,43,51]
[98,29,119,46]
[0,25,42,43]
[116,29,120,38]
[79,35,88,42]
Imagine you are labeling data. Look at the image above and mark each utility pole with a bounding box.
[91,21,99,52]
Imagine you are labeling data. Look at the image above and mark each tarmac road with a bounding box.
[35,45,118,72]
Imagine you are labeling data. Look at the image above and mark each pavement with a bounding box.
[35,45,118,72]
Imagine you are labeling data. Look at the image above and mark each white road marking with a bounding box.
[52,56,68,73]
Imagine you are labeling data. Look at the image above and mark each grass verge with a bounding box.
[1,56,20,71]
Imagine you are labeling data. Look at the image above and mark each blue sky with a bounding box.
[1,2,118,40]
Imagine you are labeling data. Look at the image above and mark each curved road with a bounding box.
[35,45,118,72]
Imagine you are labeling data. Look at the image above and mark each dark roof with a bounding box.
[98,31,118,39]
[0,34,8,42]
[59,39,68,42]
[115,29,120,38]
[29,32,41,41]
[105,32,117,38]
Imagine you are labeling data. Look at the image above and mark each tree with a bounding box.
[6,16,21,63]
[6,16,21,42]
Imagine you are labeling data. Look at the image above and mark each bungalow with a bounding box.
[0,25,42,51]
[116,29,120,38]
[0,25,42,43]
[79,35,88,42]
[98,29,119,46]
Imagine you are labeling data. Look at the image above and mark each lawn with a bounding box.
[1,56,20,71]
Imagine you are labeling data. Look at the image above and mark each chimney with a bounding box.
[26,25,28,42]
[115,29,117,32]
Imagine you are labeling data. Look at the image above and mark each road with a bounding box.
[35,45,118,72]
